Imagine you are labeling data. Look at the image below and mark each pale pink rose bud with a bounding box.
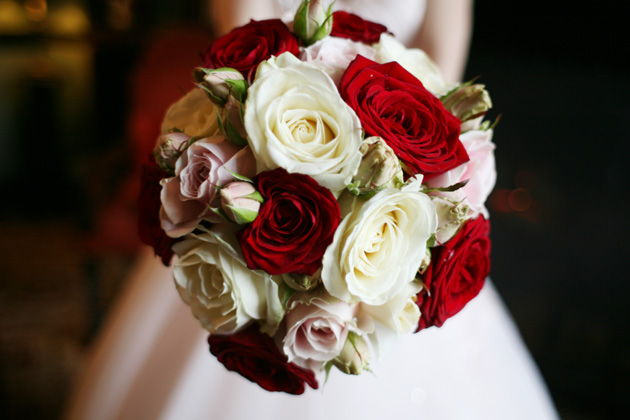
[281,268,321,291]
[349,136,402,196]
[332,332,370,375]
[441,83,492,131]
[293,0,333,45]
[160,136,256,238]
[432,196,470,244]
[220,181,262,224]
[154,132,191,172]
[197,68,247,106]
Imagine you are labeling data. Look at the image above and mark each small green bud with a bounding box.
[442,82,492,131]
[293,0,334,46]
[349,136,403,196]
[281,269,321,291]
[220,181,263,224]
[332,332,370,375]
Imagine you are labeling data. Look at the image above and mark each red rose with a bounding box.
[203,19,300,81]
[339,55,468,179]
[137,162,179,265]
[237,168,340,275]
[330,11,389,44]
[208,325,318,395]
[416,216,491,331]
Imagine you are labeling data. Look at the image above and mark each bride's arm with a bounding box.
[207,0,281,36]
[207,0,474,82]
[413,0,474,83]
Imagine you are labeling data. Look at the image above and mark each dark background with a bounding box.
[0,1,628,419]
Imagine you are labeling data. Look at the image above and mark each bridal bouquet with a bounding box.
[138,0,496,395]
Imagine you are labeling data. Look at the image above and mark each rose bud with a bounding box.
[293,0,334,45]
[196,67,247,106]
[432,195,470,245]
[441,83,492,131]
[281,268,321,291]
[153,131,191,173]
[332,332,370,375]
[418,248,431,274]
[217,95,248,146]
[348,136,403,196]
[220,181,263,224]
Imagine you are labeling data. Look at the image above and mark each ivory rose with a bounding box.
[283,296,356,371]
[360,281,422,334]
[244,52,363,192]
[159,136,256,237]
[173,227,283,335]
[322,183,438,306]
[160,88,218,138]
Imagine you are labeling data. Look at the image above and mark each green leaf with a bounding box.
[223,169,254,184]
[323,361,334,384]
[216,109,228,138]
[420,180,469,194]
[243,190,264,203]
[292,0,311,43]
[209,206,233,223]
[224,78,249,103]
[278,282,297,310]
[225,118,248,146]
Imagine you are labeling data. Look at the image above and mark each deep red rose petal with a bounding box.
[208,325,318,395]
[203,19,299,81]
[331,11,389,44]
[415,216,491,331]
[237,168,340,275]
[340,55,468,179]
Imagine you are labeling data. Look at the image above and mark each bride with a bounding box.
[65,1,559,419]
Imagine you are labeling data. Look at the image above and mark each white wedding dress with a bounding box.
[65,1,559,419]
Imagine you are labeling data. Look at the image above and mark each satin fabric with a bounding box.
[65,248,558,420]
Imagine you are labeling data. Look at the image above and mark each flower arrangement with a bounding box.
[138,0,496,395]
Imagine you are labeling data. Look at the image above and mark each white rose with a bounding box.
[244,52,363,192]
[360,281,421,334]
[428,129,497,218]
[301,36,377,85]
[322,185,438,306]
[283,296,356,371]
[161,88,218,138]
[173,227,283,335]
[375,34,453,96]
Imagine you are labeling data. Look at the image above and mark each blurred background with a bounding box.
[0,1,627,419]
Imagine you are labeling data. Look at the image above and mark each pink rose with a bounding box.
[159,135,256,237]
[428,129,496,218]
[301,37,376,85]
[283,297,355,371]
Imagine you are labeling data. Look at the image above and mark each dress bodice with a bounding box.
[276,0,426,45]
